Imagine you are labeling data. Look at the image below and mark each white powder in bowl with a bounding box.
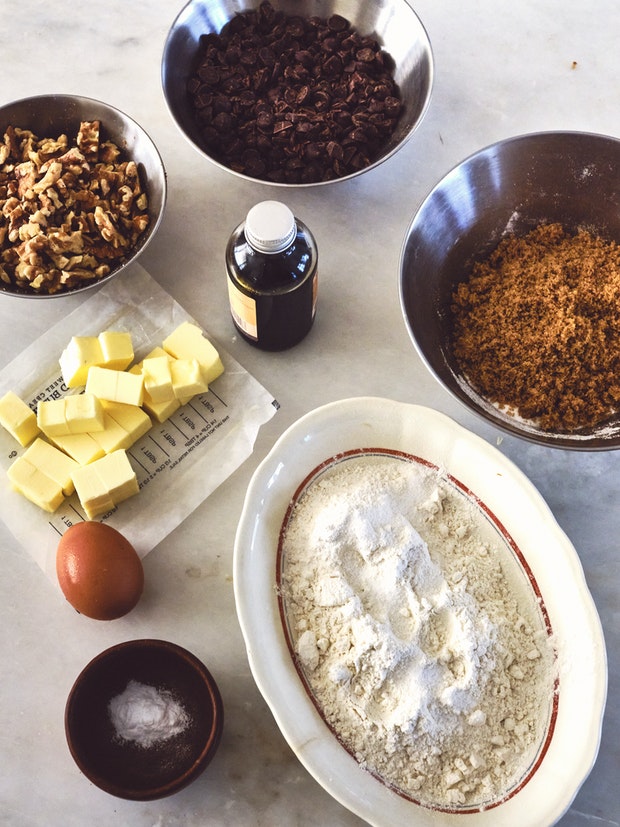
[108,680,190,749]
[280,456,557,810]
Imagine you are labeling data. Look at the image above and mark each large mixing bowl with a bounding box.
[162,0,433,186]
[399,130,620,450]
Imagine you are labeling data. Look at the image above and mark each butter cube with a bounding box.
[60,336,104,388]
[100,400,152,445]
[142,356,174,403]
[71,464,114,519]
[88,412,133,454]
[99,331,134,371]
[7,456,65,512]
[129,355,179,423]
[65,394,105,433]
[86,366,144,407]
[50,432,105,466]
[71,449,138,518]
[0,391,40,446]
[162,322,224,384]
[142,346,169,361]
[141,391,180,423]
[37,394,104,437]
[95,450,139,504]
[23,437,79,495]
[37,399,69,436]
[60,332,134,387]
[171,358,207,403]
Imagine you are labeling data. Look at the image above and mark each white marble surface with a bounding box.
[1,1,618,825]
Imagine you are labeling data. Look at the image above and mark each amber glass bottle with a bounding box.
[225,201,318,351]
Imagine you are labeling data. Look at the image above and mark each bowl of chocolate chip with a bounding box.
[400,130,620,450]
[0,94,166,297]
[162,0,433,185]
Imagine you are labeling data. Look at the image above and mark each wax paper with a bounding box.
[0,264,278,582]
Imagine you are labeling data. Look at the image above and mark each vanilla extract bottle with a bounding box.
[225,201,318,351]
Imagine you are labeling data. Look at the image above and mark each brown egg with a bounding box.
[56,522,144,620]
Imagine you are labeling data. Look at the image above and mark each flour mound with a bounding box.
[281,458,557,809]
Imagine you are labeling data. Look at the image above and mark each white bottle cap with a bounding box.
[245,201,297,253]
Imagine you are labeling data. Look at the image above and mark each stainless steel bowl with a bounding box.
[0,94,166,298]
[162,0,433,186]
[400,131,620,450]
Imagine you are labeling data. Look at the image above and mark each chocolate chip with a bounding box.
[327,14,349,32]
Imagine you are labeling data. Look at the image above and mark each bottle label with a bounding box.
[227,279,258,341]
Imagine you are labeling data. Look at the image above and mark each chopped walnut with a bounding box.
[31,160,63,195]
[14,162,37,197]
[76,121,100,162]
[0,120,151,294]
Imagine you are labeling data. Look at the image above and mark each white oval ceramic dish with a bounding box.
[233,397,607,827]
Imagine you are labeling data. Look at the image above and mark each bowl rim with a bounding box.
[0,93,167,300]
[64,637,224,800]
[161,0,434,187]
[398,128,620,450]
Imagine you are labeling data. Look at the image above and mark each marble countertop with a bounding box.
[1,1,618,825]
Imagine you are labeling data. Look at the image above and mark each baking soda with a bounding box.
[108,680,190,748]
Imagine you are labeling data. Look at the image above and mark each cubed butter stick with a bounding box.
[59,332,134,388]
[7,456,65,513]
[142,355,175,403]
[95,450,140,504]
[59,336,104,388]
[86,366,144,407]
[70,466,114,519]
[0,391,40,447]
[162,322,224,384]
[71,449,139,519]
[88,402,152,455]
[88,412,134,454]
[171,358,207,403]
[140,389,180,424]
[129,350,180,423]
[37,394,105,437]
[98,331,133,371]
[49,432,105,466]
[23,437,79,496]
[99,399,152,445]
[65,394,105,433]
[7,434,80,511]
[59,336,103,388]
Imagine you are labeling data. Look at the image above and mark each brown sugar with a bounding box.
[450,222,620,431]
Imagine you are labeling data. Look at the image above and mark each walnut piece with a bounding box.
[0,120,151,294]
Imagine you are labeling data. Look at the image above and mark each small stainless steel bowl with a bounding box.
[0,94,166,298]
[162,0,433,186]
[65,639,224,801]
[399,131,620,450]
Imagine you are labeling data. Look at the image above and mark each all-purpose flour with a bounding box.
[280,456,557,809]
